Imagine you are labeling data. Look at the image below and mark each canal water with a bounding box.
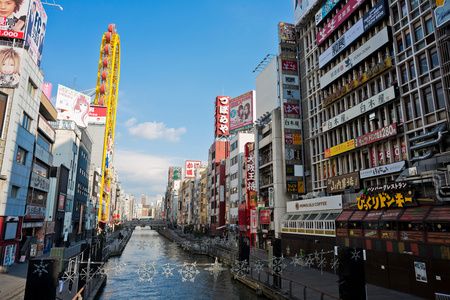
[98,228,266,299]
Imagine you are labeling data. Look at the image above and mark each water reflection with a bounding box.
[99,228,266,300]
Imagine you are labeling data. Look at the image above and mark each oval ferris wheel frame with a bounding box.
[95,24,120,225]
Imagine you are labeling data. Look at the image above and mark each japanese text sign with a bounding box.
[357,190,413,210]
[327,172,360,193]
[260,210,270,224]
[245,142,257,207]
[282,60,298,72]
[283,103,300,115]
[185,160,201,178]
[215,96,230,137]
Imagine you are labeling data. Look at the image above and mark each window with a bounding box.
[405,31,412,48]
[435,82,445,110]
[408,60,416,80]
[413,92,421,117]
[414,22,423,42]
[397,35,404,52]
[419,53,428,74]
[33,160,49,178]
[401,65,408,84]
[425,17,434,35]
[430,48,439,69]
[27,79,38,97]
[423,86,434,114]
[393,6,400,23]
[16,147,27,165]
[401,1,407,17]
[11,186,19,198]
[22,113,31,131]
[410,0,419,10]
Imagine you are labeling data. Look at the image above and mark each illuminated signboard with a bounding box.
[215,96,230,137]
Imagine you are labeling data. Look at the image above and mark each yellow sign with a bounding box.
[293,133,302,145]
[324,139,355,158]
[323,57,392,107]
[357,192,413,210]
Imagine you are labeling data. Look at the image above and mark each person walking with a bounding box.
[58,268,65,294]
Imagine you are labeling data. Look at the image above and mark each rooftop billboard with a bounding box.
[0,0,32,39]
[229,91,255,133]
[55,85,91,128]
[25,0,47,67]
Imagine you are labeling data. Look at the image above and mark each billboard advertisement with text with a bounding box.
[55,85,91,128]
[230,91,255,133]
[25,0,47,67]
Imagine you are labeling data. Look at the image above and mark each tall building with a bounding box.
[140,194,148,206]
[293,0,450,297]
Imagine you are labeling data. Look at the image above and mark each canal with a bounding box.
[98,228,266,299]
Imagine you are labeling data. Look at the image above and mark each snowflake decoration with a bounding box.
[351,248,361,261]
[243,238,250,247]
[317,252,327,274]
[220,238,226,245]
[192,242,200,250]
[291,253,302,268]
[205,257,227,282]
[313,250,320,263]
[161,263,174,278]
[253,260,264,274]
[136,262,158,282]
[330,257,340,271]
[304,254,315,268]
[63,258,78,283]
[201,239,210,249]
[231,260,249,279]
[33,260,49,277]
[178,262,200,282]
[80,267,93,281]
[107,262,126,276]
[182,241,192,250]
[147,241,155,248]
[213,237,221,245]
[96,265,108,278]
[137,241,147,250]
[286,246,291,256]
[272,256,287,275]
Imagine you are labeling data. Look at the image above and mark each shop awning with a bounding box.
[363,209,386,221]
[398,206,431,222]
[425,207,450,221]
[380,208,403,221]
[349,210,367,221]
[336,210,355,222]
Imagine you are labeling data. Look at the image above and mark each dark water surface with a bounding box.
[99,228,266,300]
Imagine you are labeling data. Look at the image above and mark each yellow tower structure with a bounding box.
[95,24,120,228]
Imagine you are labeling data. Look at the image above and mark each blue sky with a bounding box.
[41,0,294,203]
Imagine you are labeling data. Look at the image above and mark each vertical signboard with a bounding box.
[42,82,52,100]
[245,142,257,207]
[250,209,257,234]
[215,96,230,137]
[24,0,47,66]
[229,91,255,133]
[185,160,201,178]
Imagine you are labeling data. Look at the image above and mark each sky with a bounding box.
[41,0,294,205]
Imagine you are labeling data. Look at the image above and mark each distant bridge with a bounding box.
[125,219,167,227]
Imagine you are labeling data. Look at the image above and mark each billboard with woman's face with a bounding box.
[229,90,255,133]
[55,84,91,128]
[0,46,22,88]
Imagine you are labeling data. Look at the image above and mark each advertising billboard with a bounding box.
[55,85,91,128]
[315,0,343,26]
[282,60,298,72]
[283,103,300,115]
[294,0,320,26]
[323,86,395,131]
[0,46,22,88]
[317,0,367,46]
[435,0,450,27]
[0,0,31,39]
[88,105,107,124]
[319,0,387,68]
[185,160,201,178]
[42,82,52,100]
[245,142,257,207]
[24,0,47,66]
[360,161,405,179]
[215,95,230,137]
[230,91,255,133]
[278,22,296,44]
[320,27,390,88]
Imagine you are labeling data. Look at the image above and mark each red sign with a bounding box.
[356,124,397,148]
[282,60,298,72]
[88,105,107,124]
[185,160,201,178]
[285,133,294,145]
[260,210,270,224]
[239,204,247,231]
[245,143,257,207]
[215,96,230,137]
[283,103,300,115]
[317,0,366,46]
[0,29,23,39]
[58,194,66,211]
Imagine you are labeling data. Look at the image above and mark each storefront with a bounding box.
[0,216,22,268]
[21,204,46,259]
[281,196,342,255]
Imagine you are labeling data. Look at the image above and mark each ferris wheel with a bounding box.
[95,24,121,226]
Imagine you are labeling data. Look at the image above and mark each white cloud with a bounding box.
[114,150,178,196]
[127,121,186,142]
[125,118,137,127]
